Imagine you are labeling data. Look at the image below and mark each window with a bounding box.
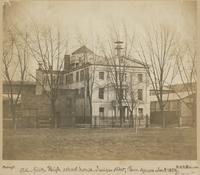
[99,88,104,99]
[138,89,143,101]
[138,108,143,117]
[43,75,48,85]
[138,74,143,82]
[85,68,89,80]
[118,73,127,82]
[65,75,68,84]
[69,73,73,84]
[122,89,127,97]
[99,107,104,117]
[119,73,123,81]
[80,70,84,81]
[58,75,63,85]
[124,73,127,82]
[76,71,79,82]
[107,71,110,80]
[99,72,104,80]
[171,101,178,111]
[52,75,57,86]
[150,102,156,111]
[80,87,85,98]
[164,102,170,111]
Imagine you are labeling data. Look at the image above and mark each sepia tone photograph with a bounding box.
[2,0,197,160]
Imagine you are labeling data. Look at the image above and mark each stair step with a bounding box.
[38,119,50,121]
[39,121,50,124]
[75,124,91,128]
[39,123,51,125]
[38,124,51,128]
[37,119,51,128]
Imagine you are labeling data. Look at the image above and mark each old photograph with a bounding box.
[2,0,197,160]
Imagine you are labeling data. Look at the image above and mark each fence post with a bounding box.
[145,114,148,128]
[112,116,113,128]
[135,115,138,135]
[94,116,96,128]
[131,114,134,128]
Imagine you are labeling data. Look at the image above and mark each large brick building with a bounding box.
[36,45,150,127]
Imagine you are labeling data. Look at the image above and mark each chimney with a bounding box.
[64,55,70,70]
[115,41,123,57]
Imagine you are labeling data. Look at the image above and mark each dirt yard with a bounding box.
[3,127,197,160]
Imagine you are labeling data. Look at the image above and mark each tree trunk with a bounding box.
[161,107,166,128]
[11,107,16,129]
[119,104,123,127]
[10,103,17,129]
[192,96,196,127]
[89,101,93,127]
[51,101,57,128]
[135,114,138,135]
[130,112,134,128]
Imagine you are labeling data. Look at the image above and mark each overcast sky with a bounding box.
[5,1,196,51]
[4,0,197,82]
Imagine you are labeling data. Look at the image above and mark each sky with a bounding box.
[3,0,197,81]
[5,0,196,50]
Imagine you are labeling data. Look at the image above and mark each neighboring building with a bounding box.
[3,81,36,128]
[36,45,150,127]
[150,83,196,127]
[3,81,76,128]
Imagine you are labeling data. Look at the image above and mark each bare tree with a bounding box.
[85,55,97,124]
[175,41,197,124]
[21,24,66,128]
[74,32,101,125]
[101,24,136,127]
[2,27,29,129]
[176,42,196,94]
[124,81,140,128]
[136,25,177,128]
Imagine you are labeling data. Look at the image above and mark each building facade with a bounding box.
[36,45,150,127]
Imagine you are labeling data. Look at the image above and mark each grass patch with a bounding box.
[3,127,197,160]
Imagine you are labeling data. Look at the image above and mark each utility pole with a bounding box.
[115,41,123,57]
[114,41,124,126]
[83,51,86,123]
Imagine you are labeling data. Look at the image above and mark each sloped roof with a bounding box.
[150,91,186,102]
[124,56,149,67]
[150,91,195,102]
[72,45,94,55]
[168,82,196,92]
[71,46,148,68]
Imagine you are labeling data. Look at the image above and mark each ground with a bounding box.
[3,127,197,160]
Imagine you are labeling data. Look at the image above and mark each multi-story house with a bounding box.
[150,83,196,127]
[36,44,150,127]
